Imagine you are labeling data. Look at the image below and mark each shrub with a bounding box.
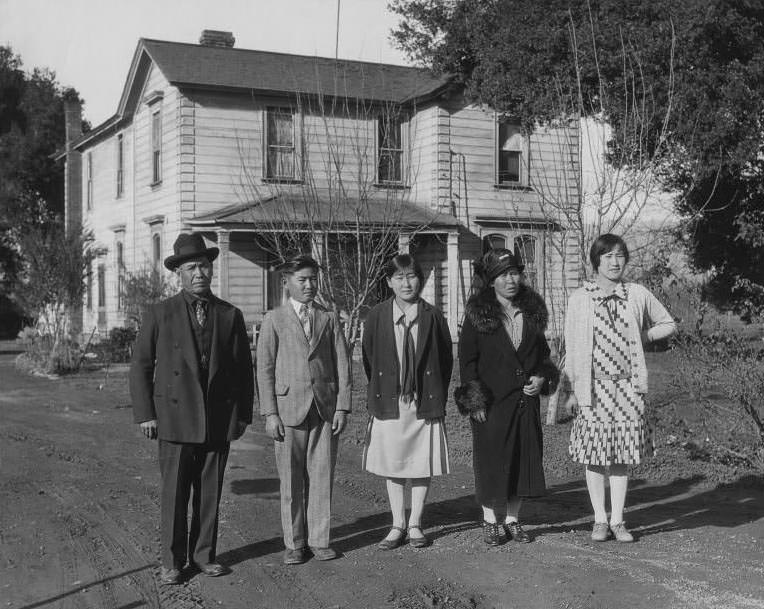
[104,326,137,363]
[671,328,764,469]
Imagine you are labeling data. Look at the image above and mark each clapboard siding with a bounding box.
[72,51,582,340]
[225,234,269,327]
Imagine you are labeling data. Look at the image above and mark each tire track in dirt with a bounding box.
[45,483,206,609]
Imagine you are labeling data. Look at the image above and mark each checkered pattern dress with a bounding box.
[569,282,654,465]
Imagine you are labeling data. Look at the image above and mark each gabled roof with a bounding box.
[186,195,461,232]
[71,37,453,151]
[140,38,452,103]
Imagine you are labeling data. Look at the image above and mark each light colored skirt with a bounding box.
[362,398,450,478]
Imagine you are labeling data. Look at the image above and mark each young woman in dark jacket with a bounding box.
[456,248,558,546]
[362,254,453,549]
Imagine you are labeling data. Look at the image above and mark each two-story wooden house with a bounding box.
[62,30,581,341]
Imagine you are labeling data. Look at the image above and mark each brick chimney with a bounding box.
[63,99,83,237]
[199,30,235,48]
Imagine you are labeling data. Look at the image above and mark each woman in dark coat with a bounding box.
[362,254,453,549]
[456,248,558,546]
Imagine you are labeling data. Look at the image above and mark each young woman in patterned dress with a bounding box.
[565,234,676,542]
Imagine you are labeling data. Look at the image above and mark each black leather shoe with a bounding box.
[407,526,431,548]
[482,521,504,546]
[503,521,531,543]
[378,526,406,550]
[309,546,339,561]
[283,547,308,565]
[160,566,182,585]
[195,562,228,577]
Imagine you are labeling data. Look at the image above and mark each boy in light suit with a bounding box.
[256,255,351,564]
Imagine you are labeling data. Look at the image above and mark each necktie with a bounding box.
[194,300,207,327]
[601,294,618,327]
[400,317,416,401]
[299,303,312,341]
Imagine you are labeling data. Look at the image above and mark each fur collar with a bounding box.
[465,285,549,334]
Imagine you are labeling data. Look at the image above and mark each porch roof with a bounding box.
[186,196,462,232]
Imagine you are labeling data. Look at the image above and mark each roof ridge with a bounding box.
[139,37,426,72]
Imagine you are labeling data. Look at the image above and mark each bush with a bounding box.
[671,328,764,469]
[15,325,82,374]
[105,326,137,363]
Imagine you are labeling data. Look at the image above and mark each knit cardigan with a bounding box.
[563,282,676,407]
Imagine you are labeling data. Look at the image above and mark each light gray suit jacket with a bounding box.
[256,302,351,426]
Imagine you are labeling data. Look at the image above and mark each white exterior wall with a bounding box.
[75,58,581,339]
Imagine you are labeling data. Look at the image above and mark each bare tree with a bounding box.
[516,16,680,423]
[15,222,104,373]
[236,92,436,349]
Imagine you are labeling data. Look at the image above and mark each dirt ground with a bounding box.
[1,344,763,609]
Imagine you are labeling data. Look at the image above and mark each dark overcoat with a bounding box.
[363,297,453,420]
[130,292,254,444]
[458,286,558,509]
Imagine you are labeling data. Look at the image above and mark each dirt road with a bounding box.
[1,347,763,609]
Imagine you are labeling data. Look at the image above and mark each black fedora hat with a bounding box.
[164,232,219,270]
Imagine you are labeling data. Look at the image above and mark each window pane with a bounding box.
[499,123,523,149]
[268,148,294,178]
[152,111,162,183]
[268,111,293,146]
[379,116,401,148]
[97,264,106,307]
[482,234,507,252]
[378,150,401,182]
[515,235,537,288]
[514,235,535,265]
[499,151,520,183]
[152,234,161,268]
[267,109,295,178]
[116,135,124,197]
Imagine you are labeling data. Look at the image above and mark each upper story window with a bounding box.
[377,114,403,184]
[151,110,162,185]
[496,121,527,186]
[265,107,301,181]
[116,134,124,198]
[86,152,93,210]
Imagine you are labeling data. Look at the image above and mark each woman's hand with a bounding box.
[470,408,487,423]
[523,375,545,396]
[566,392,580,416]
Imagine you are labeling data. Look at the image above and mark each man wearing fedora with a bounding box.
[130,232,254,585]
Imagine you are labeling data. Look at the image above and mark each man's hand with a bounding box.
[523,375,545,397]
[265,414,284,441]
[140,419,157,439]
[233,420,248,440]
[332,411,348,435]
[470,409,486,423]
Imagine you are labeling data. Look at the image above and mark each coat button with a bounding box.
[426,370,431,375]
[379,371,383,376]
[428,394,433,399]
[376,394,381,398]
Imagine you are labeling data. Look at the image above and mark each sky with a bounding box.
[0,0,410,126]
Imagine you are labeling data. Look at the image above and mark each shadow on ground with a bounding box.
[218,473,764,564]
